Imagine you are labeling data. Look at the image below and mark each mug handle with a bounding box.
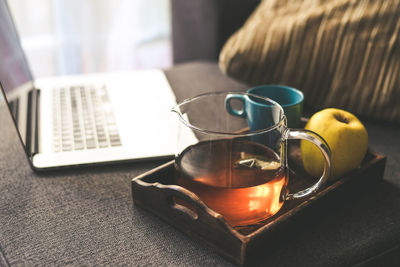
[225,94,247,118]
[284,128,332,200]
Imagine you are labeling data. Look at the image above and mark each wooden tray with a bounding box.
[131,142,386,266]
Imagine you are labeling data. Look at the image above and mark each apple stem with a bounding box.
[334,114,350,124]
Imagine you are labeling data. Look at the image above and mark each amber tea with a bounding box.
[175,139,287,227]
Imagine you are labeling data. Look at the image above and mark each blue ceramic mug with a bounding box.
[225,85,304,129]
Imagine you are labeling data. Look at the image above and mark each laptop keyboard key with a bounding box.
[53,84,121,152]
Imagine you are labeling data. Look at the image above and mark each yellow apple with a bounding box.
[300,108,368,180]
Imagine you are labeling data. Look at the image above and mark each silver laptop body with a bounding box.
[0,0,178,170]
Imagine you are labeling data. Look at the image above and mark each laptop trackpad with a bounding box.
[105,70,178,155]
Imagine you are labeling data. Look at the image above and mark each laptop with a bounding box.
[0,0,178,170]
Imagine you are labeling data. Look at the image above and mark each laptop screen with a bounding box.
[0,0,34,145]
[0,0,33,98]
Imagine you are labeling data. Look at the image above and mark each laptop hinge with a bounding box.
[25,89,40,157]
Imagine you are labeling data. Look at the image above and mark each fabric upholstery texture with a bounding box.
[219,0,400,123]
[0,62,399,266]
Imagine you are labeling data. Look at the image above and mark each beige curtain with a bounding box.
[7,0,172,78]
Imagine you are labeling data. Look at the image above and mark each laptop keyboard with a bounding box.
[52,85,122,152]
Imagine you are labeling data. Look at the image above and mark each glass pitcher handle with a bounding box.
[284,128,332,200]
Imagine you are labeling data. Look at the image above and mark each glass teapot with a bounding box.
[171,91,331,227]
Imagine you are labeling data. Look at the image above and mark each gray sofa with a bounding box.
[0,1,399,266]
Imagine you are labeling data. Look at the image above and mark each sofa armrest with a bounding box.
[171,0,260,64]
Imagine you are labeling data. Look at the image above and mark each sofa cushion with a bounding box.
[219,0,400,123]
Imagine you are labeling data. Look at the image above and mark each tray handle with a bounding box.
[132,177,244,237]
[134,178,222,220]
